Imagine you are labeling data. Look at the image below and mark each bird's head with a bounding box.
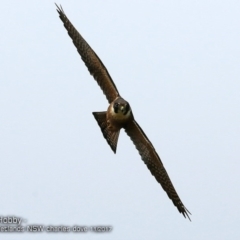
[113,99,131,116]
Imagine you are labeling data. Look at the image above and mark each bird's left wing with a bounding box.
[56,4,120,103]
[124,120,191,220]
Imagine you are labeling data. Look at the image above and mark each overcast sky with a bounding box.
[1,0,240,239]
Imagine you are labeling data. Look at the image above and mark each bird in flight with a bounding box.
[55,4,191,220]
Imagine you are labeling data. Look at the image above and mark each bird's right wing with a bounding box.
[125,120,191,220]
[56,4,120,103]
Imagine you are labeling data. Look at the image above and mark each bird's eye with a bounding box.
[125,103,129,113]
[113,102,119,113]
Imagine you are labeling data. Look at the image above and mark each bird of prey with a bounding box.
[56,4,191,220]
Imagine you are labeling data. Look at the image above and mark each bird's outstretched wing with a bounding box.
[125,120,191,220]
[56,4,120,103]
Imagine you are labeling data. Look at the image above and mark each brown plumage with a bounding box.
[92,111,120,153]
[55,5,118,103]
[56,4,191,220]
[125,120,190,219]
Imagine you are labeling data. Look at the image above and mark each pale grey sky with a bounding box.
[1,0,240,239]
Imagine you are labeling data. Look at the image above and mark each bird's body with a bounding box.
[56,4,191,220]
[93,97,133,153]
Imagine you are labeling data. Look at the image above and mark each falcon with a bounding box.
[56,4,191,220]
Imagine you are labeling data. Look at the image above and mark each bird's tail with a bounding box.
[92,112,120,153]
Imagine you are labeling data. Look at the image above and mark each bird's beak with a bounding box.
[120,106,124,112]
